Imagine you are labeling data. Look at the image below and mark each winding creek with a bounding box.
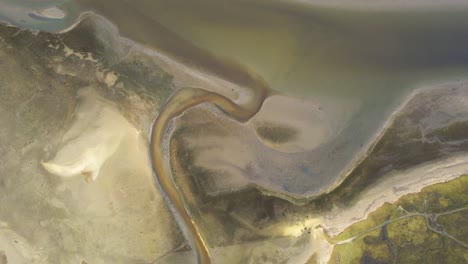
[149,86,269,263]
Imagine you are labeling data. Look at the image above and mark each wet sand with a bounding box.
[150,88,267,263]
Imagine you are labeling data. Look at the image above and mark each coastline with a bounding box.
[323,153,468,237]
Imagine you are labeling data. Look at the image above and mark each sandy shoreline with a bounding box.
[323,152,468,237]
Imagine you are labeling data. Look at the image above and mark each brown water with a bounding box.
[64,1,468,163]
[150,87,267,263]
[66,1,468,93]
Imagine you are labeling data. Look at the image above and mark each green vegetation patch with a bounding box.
[427,121,468,142]
[329,175,468,264]
[111,60,174,101]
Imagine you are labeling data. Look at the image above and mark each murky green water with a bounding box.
[4,0,468,191]
[6,0,468,192]
[8,1,468,98]
[34,2,464,150]
[66,1,468,95]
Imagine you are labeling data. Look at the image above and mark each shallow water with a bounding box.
[6,1,468,153]
[0,0,76,32]
[26,2,466,192]
[8,1,468,94]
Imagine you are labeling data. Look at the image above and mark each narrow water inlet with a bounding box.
[149,85,270,263]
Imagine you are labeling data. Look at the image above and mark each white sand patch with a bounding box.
[104,71,118,87]
[42,87,137,181]
[36,88,180,262]
[160,221,333,264]
[60,43,99,63]
[30,7,66,20]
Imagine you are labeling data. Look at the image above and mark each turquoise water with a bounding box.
[0,1,75,31]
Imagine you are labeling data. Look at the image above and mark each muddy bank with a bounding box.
[168,81,468,255]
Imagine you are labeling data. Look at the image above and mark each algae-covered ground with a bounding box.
[329,176,468,264]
